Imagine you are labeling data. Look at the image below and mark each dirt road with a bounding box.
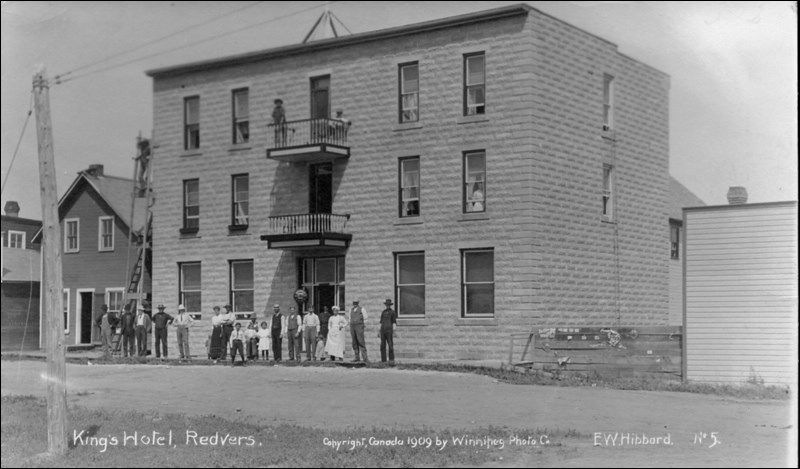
[1,361,795,467]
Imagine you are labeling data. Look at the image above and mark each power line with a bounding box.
[54,1,266,82]
[58,2,335,85]
[1,91,34,197]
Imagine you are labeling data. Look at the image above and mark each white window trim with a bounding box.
[395,252,425,318]
[63,288,70,334]
[75,288,95,345]
[98,216,115,252]
[64,218,80,253]
[8,230,26,249]
[105,287,125,314]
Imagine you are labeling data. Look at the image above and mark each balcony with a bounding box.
[266,118,350,164]
[260,213,352,250]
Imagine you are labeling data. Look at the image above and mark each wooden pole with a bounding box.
[33,66,67,456]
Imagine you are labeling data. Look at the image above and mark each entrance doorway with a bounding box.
[299,256,345,314]
[310,75,330,119]
[79,291,93,344]
[309,163,333,215]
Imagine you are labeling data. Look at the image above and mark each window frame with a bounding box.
[231,174,249,227]
[182,179,200,232]
[603,74,614,131]
[184,96,200,150]
[602,164,614,221]
[670,220,681,260]
[8,230,26,249]
[398,62,419,123]
[394,252,426,318]
[64,218,80,253]
[461,248,495,318]
[399,156,420,218]
[229,259,254,316]
[63,288,70,334]
[463,150,486,213]
[179,262,202,314]
[98,216,115,251]
[105,288,125,315]
[463,52,486,116]
[232,88,249,144]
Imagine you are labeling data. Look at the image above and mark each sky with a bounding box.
[1,1,797,220]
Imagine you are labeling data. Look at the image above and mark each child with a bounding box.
[245,322,258,361]
[257,321,271,361]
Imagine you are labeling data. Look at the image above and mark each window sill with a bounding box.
[397,318,428,326]
[601,129,617,142]
[457,114,489,125]
[179,227,199,236]
[392,121,423,132]
[181,150,203,158]
[454,318,498,326]
[189,314,202,320]
[601,218,617,225]
[228,144,252,152]
[458,212,490,222]
[235,313,252,320]
[394,217,423,226]
[228,224,249,233]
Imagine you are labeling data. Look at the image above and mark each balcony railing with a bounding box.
[267,118,350,149]
[265,213,350,236]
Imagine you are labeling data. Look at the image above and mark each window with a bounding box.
[399,157,420,217]
[230,260,254,315]
[184,96,200,150]
[603,74,614,130]
[464,151,486,213]
[232,89,249,144]
[63,289,70,334]
[461,249,494,317]
[395,252,425,317]
[399,62,419,123]
[179,262,201,313]
[231,174,249,227]
[98,216,114,251]
[602,164,614,220]
[106,288,125,314]
[64,218,79,253]
[464,53,485,116]
[183,179,199,231]
[670,221,681,260]
[8,230,25,249]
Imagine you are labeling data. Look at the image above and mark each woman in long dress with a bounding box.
[209,306,224,362]
[324,306,348,361]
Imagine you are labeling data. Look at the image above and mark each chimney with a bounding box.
[86,164,104,177]
[727,186,748,205]
[4,201,20,217]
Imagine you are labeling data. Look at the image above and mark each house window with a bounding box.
[106,288,125,314]
[230,260,254,315]
[464,151,486,213]
[670,221,681,260]
[603,74,614,130]
[231,174,249,227]
[63,289,70,334]
[602,164,614,220]
[64,218,79,253]
[399,157,420,217]
[179,262,201,313]
[183,179,199,231]
[464,53,485,116]
[8,230,25,249]
[184,96,200,150]
[232,88,249,144]
[395,252,425,317]
[98,216,114,251]
[461,249,494,317]
[399,62,419,123]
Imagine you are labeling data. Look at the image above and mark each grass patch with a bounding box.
[1,395,577,468]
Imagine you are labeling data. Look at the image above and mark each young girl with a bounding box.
[257,321,271,361]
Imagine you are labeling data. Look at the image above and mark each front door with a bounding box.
[80,292,93,344]
[309,163,333,214]
[310,75,330,119]
[314,285,336,316]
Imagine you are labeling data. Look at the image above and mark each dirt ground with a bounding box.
[1,360,796,467]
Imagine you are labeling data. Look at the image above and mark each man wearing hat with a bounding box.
[119,303,136,358]
[134,305,152,357]
[269,304,287,361]
[379,299,398,364]
[349,300,369,362]
[173,304,194,360]
[272,98,286,145]
[220,304,236,360]
[152,304,175,360]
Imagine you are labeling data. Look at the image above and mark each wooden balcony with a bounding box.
[266,118,350,164]
[260,213,352,250]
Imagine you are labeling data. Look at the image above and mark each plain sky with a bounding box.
[1,1,797,220]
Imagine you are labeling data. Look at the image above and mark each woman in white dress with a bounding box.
[257,321,271,361]
[324,306,348,361]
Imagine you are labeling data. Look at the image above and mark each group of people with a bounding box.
[271,98,351,147]
[98,303,194,360]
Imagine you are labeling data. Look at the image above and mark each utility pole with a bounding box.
[33,66,67,456]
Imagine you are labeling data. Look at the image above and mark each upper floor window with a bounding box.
[179,262,202,314]
[232,89,249,144]
[106,288,125,315]
[464,53,485,116]
[399,157,420,217]
[602,164,614,220]
[65,218,79,253]
[98,216,114,251]
[399,62,419,123]
[232,174,249,227]
[395,252,425,317]
[8,230,25,249]
[464,151,486,213]
[603,74,614,130]
[462,248,494,317]
[670,221,681,260]
[183,179,199,231]
[184,96,200,150]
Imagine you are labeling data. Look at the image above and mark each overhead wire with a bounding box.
[1,91,35,197]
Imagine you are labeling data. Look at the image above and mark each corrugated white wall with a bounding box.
[684,203,798,386]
